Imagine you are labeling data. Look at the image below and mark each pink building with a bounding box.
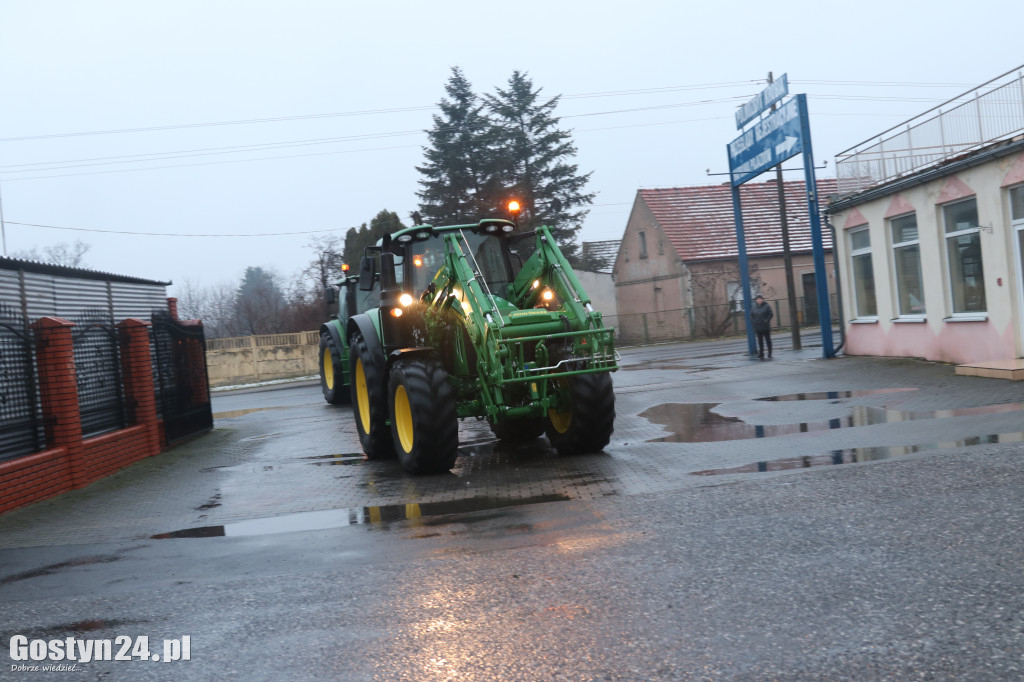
[828,66,1024,378]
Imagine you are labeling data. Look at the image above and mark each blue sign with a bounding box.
[727,96,803,186]
[735,74,788,129]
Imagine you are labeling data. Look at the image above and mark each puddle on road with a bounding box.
[0,555,122,586]
[27,619,148,638]
[151,493,572,539]
[213,406,290,420]
[755,388,918,402]
[302,453,367,466]
[641,391,1024,443]
[691,432,1024,476]
[622,362,691,372]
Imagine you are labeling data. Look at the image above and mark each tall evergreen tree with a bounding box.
[484,71,594,259]
[234,266,286,335]
[342,210,406,267]
[416,67,499,225]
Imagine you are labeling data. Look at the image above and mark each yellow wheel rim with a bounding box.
[355,359,370,434]
[323,348,334,389]
[549,407,572,434]
[394,385,414,453]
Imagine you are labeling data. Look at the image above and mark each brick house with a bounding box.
[611,178,837,343]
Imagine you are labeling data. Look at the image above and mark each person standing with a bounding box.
[750,295,774,359]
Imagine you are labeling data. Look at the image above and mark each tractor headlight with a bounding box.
[399,293,414,307]
[541,288,554,302]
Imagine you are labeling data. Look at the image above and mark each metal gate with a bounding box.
[151,311,212,444]
[0,302,44,461]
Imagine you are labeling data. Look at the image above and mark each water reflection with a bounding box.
[641,394,1024,443]
[151,494,572,539]
[692,432,1024,476]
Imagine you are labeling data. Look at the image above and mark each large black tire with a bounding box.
[545,372,615,455]
[349,332,394,459]
[319,333,349,405]
[490,418,545,443]
[388,358,459,474]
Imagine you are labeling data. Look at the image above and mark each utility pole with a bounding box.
[768,72,801,350]
[0,181,7,256]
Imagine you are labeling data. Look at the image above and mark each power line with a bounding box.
[4,220,345,237]
[0,143,422,182]
[0,78,971,143]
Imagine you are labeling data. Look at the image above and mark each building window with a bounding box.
[849,227,876,317]
[638,231,648,259]
[942,198,985,314]
[726,281,758,312]
[890,213,925,316]
[1012,185,1024,221]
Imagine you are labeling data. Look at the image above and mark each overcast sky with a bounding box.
[1,1,1021,297]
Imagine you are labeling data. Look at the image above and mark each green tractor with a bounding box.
[318,211,617,474]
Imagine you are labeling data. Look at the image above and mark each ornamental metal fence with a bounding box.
[71,308,128,438]
[836,67,1024,197]
[0,302,45,462]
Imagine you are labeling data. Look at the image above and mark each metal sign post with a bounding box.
[726,84,834,359]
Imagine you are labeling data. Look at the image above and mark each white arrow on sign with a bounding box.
[775,136,798,157]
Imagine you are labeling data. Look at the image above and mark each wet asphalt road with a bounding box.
[2,334,1024,680]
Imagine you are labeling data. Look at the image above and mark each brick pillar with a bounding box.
[166,297,179,321]
[32,317,84,486]
[118,318,161,457]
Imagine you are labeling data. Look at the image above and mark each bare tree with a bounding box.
[12,240,91,267]
[175,279,239,338]
[690,262,772,338]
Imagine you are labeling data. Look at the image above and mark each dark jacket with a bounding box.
[750,301,773,333]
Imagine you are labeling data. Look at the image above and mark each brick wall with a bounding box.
[0,316,165,514]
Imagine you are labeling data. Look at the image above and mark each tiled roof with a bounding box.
[638,178,837,262]
[581,240,620,272]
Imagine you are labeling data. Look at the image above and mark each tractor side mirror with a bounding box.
[358,256,375,291]
[325,287,337,305]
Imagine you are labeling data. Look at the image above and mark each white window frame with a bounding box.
[941,197,987,320]
[848,226,877,321]
[1011,185,1024,344]
[889,212,926,320]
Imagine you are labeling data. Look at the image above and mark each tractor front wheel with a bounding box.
[388,358,459,474]
[545,373,615,455]
[349,332,394,459]
[319,333,349,405]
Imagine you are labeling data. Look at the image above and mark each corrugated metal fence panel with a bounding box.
[0,269,21,309]
[21,272,60,320]
[55,278,111,320]
[17,273,168,323]
[111,281,169,320]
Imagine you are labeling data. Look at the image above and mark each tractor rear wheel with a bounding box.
[388,358,459,474]
[545,373,615,455]
[349,332,394,459]
[319,333,349,405]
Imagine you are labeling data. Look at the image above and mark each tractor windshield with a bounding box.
[408,231,513,298]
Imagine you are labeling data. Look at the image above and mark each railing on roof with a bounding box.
[835,66,1024,198]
